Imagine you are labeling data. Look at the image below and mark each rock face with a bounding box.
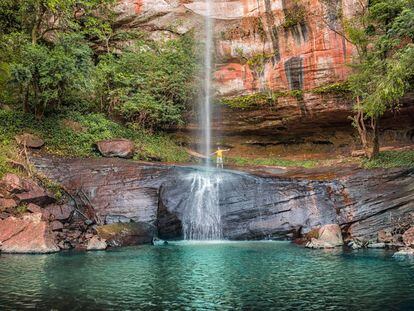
[96,139,135,159]
[33,156,414,243]
[0,213,59,254]
[115,0,357,95]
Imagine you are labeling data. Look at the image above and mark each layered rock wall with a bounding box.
[33,157,414,243]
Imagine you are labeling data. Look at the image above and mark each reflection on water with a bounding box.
[0,242,414,310]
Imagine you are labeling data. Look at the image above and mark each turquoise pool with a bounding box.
[0,241,413,310]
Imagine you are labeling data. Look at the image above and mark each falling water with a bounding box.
[182,0,222,240]
[182,172,222,240]
[201,0,213,161]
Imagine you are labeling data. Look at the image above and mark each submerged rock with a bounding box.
[0,213,59,254]
[306,238,336,249]
[96,139,135,159]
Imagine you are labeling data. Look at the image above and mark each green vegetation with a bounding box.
[95,35,196,130]
[281,2,306,29]
[311,82,351,95]
[343,0,414,159]
[227,156,318,169]
[0,110,189,167]
[220,90,304,110]
[0,0,195,178]
[220,93,275,109]
[362,150,414,169]
[0,0,197,130]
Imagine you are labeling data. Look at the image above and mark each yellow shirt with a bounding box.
[216,150,223,158]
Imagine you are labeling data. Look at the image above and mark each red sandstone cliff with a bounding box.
[115,0,357,96]
[113,1,413,154]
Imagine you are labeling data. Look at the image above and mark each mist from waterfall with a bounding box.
[182,0,223,240]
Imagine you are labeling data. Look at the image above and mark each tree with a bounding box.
[319,0,414,158]
[95,34,197,130]
[0,0,114,117]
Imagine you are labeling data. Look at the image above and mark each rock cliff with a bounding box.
[116,0,356,95]
[33,156,414,243]
[113,0,414,153]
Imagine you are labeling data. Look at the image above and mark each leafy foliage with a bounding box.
[0,0,197,131]
[343,0,414,158]
[95,35,197,129]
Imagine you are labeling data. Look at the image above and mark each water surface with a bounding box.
[0,241,413,310]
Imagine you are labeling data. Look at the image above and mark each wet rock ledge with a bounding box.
[26,156,413,249]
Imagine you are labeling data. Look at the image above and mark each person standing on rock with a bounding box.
[211,147,230,169]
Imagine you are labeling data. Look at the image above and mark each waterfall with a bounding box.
[182,172,222,240]
[201,0,213,162]
[181,0,222,240]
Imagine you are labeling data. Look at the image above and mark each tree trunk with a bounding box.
[370,117,380,159]
[354,97,370,157]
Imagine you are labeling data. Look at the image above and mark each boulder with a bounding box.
[50,220,64,231]
[96,222,155,247]
[378,229,393,243]
[403,227,414,247]
[14,180,55,206]
[318,224,344,246]
[96,139,135,159]
[0,173,25,194]
[58,240,72,250]
[0,198,17,210]
[44,204,74,221]
[27,203,42,214]
[306,238,336,249]
[393,247,414,257]
[15,133,44,149]
[86,236,107,251]
[0,213,59,254]
[368,242,386,249]
[306,224,344,249]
